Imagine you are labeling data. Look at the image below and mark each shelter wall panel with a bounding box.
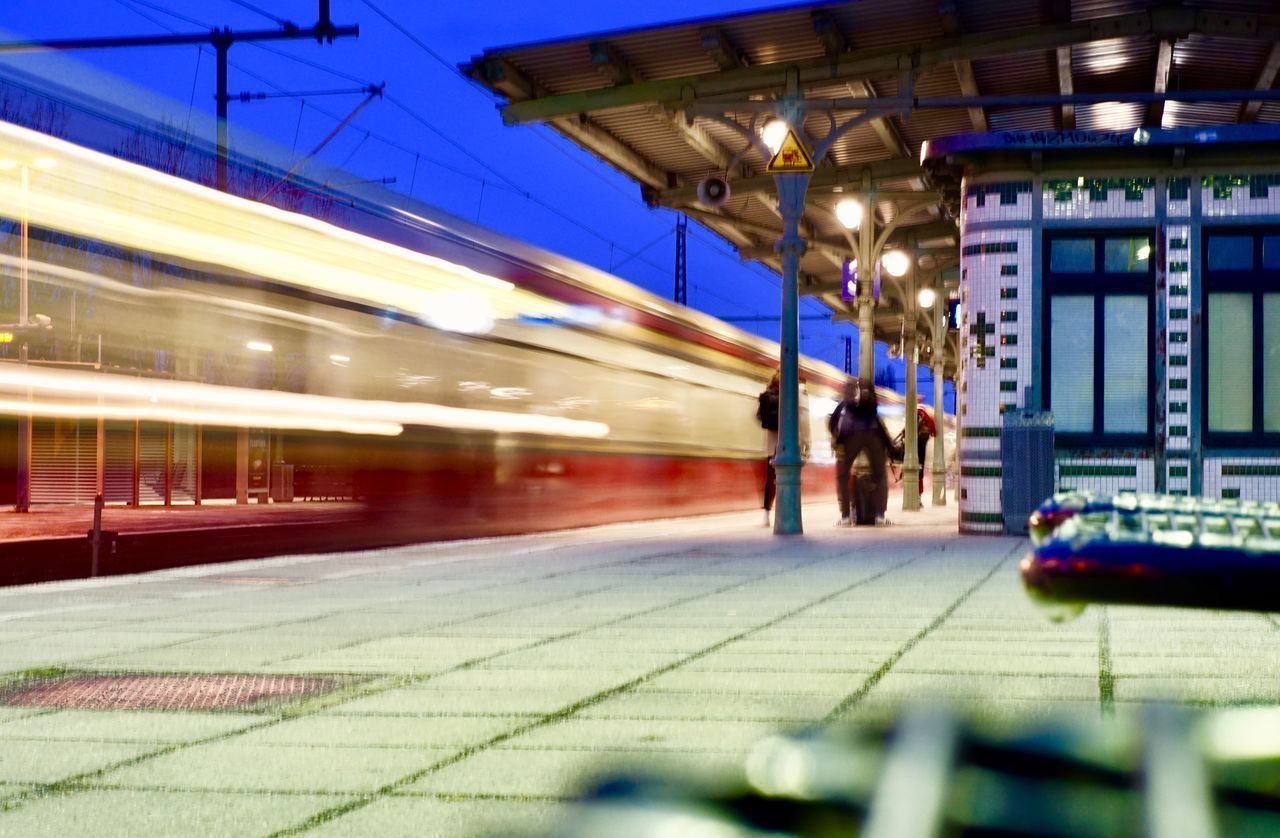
[1203,458,1280,502]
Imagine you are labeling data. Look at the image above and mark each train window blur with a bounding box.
[1265,236,1280,269]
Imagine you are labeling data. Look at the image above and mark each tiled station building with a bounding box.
[924,126,1280,533]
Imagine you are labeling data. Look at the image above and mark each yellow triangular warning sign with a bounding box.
[766,129,815,174]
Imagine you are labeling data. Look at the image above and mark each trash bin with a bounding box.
[1001,410,1054,535]
[270,463,294,502]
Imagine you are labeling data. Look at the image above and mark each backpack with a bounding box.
[835,403,859,438]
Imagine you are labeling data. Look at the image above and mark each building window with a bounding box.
[1203,228,1280,443]
[1043,231,1154,446]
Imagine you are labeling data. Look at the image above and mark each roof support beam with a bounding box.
[937,2,988,132]
[648,159,934,206]
[1240,41,1280,122]
[471,56,673,190]
[700,27,746,71]
[484,9,1272,125]
[812,11,911,158]
[1146,39,1173,127]
[1056,46,1075,129]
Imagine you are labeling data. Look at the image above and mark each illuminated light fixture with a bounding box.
[1136,244,1151,261]
[835,197,863,229]
[1077,176,1086,187]
[328,353,350,364]
[880,250,911,278]
[1133,127,1151,146]
[246,340,273,352]
[917,287,937,309]
[761,119,788,154]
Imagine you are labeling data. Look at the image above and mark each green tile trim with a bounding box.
[1170,355,1188,366]
[1169,308,1188,319]
[1168,179,1190,202]
[1059,464,1138,477]
[1000,264,1019,276]
[968,181,1033,207]
[1222,487,1242,499]
[1168,235,1188,249]
[1000,334,1018,346]
[961,511,1005,524]
[1170,489,1189,496]
[1169,261,1189,273]
[1000,287,1018,299]
[963,426,1001,438]
[1202,174,1280,200]
[1169,378,1187,389]
[1222,465,1280,476]
[961,466,1002,478]
[1169,402,1187,413]
[1001,310,1018,323]
[1170,425,1188,436]
[1169,331,1188,343]
[1169,465,1188,477]
[963,241,1018,256]
[1000,357,1018,369]
[999,380,1018,392]
[1170,284,1189,295]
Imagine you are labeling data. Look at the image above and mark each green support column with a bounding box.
[932,275,947,505]
[773,172,810,535]
[902,266,921,512]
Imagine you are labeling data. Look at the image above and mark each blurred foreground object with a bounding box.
[529,706,1280,837]
[1022,491,1280,613]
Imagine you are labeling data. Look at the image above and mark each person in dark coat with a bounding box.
[756,372,780,527]
[829,377,888,526]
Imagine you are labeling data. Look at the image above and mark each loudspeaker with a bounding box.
[696,176,731,208]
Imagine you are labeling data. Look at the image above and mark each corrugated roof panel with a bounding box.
[1072,38,1155,92]
[1074,101,1145,130]
[987,107,1059,131]
[1172,34,1266,91]
[1162,99,1243,127]
[972,51,1055,96]
[952,0,1048,31]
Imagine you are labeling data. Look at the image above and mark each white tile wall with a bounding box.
[964,183,1033,224]
[1203,459,1280,502]
[1042,179,1156,220]
[1201,178,1280,217]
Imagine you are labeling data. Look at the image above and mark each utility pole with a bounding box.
[673,214,687,305]
[0,1,359,193]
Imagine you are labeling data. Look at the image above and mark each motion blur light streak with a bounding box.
[0,366,611,438]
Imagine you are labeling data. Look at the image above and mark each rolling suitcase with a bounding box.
[853,474,876,526]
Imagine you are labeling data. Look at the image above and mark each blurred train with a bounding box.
[0,118,938,540]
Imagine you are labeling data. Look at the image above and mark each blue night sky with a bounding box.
[0,0,931,401]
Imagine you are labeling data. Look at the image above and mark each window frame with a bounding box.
[1201,226,1280,447]
[1042,229,1156,449]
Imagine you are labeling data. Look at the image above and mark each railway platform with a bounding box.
[0,498,1274,836]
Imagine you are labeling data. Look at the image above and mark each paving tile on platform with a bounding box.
[309,794,562,838]
[0,788,353,838]
[0,739,157,784]
[103,742,457,794]
[0,709,261,742]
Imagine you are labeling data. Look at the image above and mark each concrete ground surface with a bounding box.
[0,498,1275,837]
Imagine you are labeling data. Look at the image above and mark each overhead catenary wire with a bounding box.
[113,0,852,362]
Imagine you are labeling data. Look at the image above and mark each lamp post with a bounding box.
[0,154,56,512]
[931,273,947,506]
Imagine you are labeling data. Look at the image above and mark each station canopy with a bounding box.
[466,0,1280,375]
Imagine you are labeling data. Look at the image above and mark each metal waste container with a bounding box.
[1001,410,1054,535]
[270,463,294,502]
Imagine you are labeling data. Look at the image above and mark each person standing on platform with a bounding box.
[756,372,780,527]
[829,377,888,526]
[916,406,937,497]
